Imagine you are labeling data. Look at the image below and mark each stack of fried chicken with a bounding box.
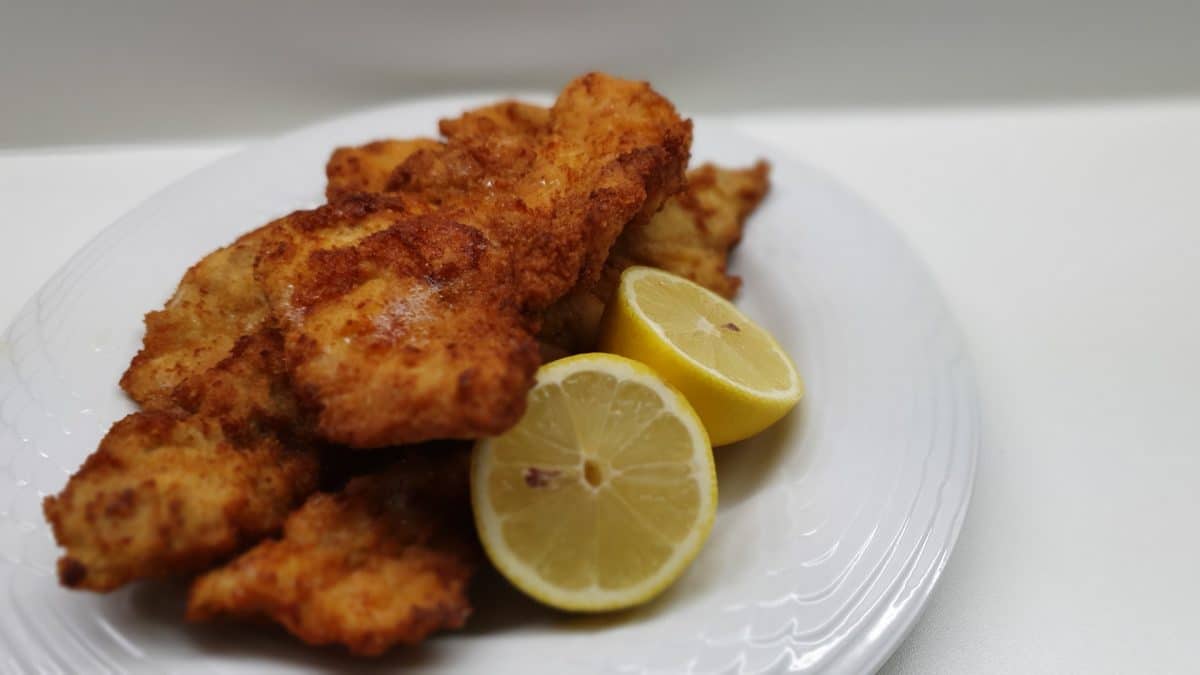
[42,73,769,656]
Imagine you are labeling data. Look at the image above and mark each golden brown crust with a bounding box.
[119,227,274,409]
[65,138,460,592]
[254,195,539,447]
[438,100,549,140]
[187,446,477,656]
[509,74,692,308]
[259,73,691,447]
[539,161,771,352]
[628,160,770,297]
[44,332,318,591]
[385,101,551,206]
[326,138,442,201]
[45,75,696,622]
[323,103,767,357]
[123,135,444,412]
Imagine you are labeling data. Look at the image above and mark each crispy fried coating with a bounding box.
[119,227,274,409]
[257,73,690,447]
[187,446,477,656]
[385,102,550,206]
[326,138,442,201]
[255,194,539,448]
[540,161,770,353]
[43,331,318,591]
[613,161,770,297]
[507,76,691,303]
[45,75,695,621]
[382,84,689,310]
[325,105,768,355]
[64,135,466,593]
[325,101,548,207]
[124,139,441,409]
[439,101,549,140]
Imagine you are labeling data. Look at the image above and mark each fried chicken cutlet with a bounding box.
[326,138,443,201]
[118,226,275,409]
[44,138,454,592]
[188,445,477,656]
[44,330,318,591]
[257,193,540,448]
[610,161,769,297]
[46,78,694,660]
[45,80,684,592]
[255,73,691,447]
[325,103,768,354]
[540,161,770,352]
[122,139,445,410]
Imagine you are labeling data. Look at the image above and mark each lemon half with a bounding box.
[599,266,803,445]
[471,353,717,612]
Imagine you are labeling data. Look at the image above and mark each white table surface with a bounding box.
[2,101,1197,673]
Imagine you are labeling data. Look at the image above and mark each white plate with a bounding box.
[0,95,978,674]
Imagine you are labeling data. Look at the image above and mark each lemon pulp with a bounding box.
[471,353,716,611]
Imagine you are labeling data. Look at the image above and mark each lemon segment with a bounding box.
[471,353,717,612]
[598,266,803,446]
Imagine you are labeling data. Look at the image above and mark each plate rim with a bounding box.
[0,92,980,674]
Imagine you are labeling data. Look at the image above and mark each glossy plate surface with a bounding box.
[0,95,977,674]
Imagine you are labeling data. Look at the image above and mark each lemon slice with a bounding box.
[599,266,803,446]
[471,353,716,612]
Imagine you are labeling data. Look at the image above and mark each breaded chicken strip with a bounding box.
[119,227,274,409]
[187,445,477,656]
[540,161,770,353]
[43,331,318,591]
[437,101,548,141]
[256,73,690,447]
[123,139,441,409]
[49,138,448,592]
[326,138,442,201]
[612,161,769,297]
[256,194,540,447]
[325,106,768,355]
[381,101,551,207]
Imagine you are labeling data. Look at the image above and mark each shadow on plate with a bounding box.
[714,404,807,510]
[459,564,556,636]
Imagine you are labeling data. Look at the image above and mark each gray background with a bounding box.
[2,0,1199,147]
